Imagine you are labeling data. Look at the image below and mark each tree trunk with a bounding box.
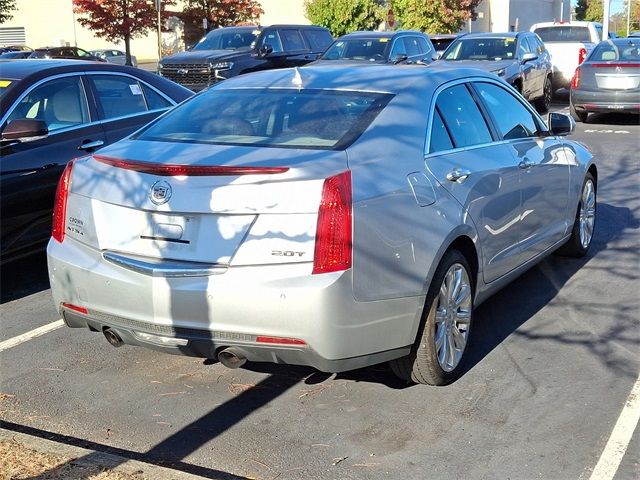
[124,32,132,66]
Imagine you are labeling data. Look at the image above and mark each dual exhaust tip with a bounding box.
[102,328,247,369]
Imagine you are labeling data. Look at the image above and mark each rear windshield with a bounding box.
[322,38,391,61]
[443,37,516,61]
[589,40,640,61]
[534,26,591,43]
[135,88,393,150]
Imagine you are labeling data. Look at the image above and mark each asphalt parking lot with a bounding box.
[1,101,639,480]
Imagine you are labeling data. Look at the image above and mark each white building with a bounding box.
[468,0,571,33]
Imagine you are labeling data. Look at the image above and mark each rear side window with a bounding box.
[534,26,591,43]
[135,88,393,151]
[429,109,454,153]
[434,84,492,148]
[91,75,147,120]
[280,29,306,51]
[141,84,173,110]
[303,29,333,51]
[473,82,540,140]
[416,37,433,56]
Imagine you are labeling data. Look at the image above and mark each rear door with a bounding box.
[278,28,314,66]
[425,82,523,283]
[472,81,570,261]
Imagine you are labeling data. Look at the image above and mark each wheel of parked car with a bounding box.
[556,173,596,257]
[570,102,588,123]
[390,250,474,385]
[535,76,553,113]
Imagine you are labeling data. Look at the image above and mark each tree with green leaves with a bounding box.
[390,0,481,34]
[0,0,17,24]
[304,0,385,37]
[73,0,175,65]
[575,0,603,22]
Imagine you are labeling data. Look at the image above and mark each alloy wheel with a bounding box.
[579,179,596,249]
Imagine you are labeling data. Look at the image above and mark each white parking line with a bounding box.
[0,319,65,353]
[589,373,640,480]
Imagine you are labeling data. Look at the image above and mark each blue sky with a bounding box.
[571,0,626,14]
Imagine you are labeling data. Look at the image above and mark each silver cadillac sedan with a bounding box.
[47,64,597,385]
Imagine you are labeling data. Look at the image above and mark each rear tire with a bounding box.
[389,250,474,386]
[535,76,552,113]
[570,102,588,123]
[556,173,596,257]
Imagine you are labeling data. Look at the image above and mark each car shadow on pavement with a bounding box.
[1,251,50,304]
[461,202,639,381]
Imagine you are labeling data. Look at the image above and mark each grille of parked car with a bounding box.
[160,63,212,85]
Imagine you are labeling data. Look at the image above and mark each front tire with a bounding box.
[556,173,596,257]
[390,250,474,385]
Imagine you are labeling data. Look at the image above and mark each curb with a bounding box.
[0,428,208,480]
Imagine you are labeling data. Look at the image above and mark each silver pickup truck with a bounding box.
[531,21,604,92]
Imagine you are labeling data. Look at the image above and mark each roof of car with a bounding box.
[599,37,640,45]
[457,32,521,39]
[0,59,139,80]
[338,30,426,39]
[215,63,495,94]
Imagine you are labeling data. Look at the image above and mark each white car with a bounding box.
[90,49,138,67]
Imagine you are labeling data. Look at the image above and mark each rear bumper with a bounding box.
[47,237,422,372]
[571,88,640,113]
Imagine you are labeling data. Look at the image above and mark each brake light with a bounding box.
[571,67,581,89]
[52,160,75,243]
[312,170,352,274]
[94,155,289,176]
[578,47,587,65]
[256,336,306,345]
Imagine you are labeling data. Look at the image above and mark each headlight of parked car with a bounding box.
[210,61,234,70]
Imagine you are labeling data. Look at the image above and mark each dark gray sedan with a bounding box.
[439,32,553,112]
[570,38,640,122]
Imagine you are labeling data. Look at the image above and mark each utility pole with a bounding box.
[155,0,162,61]
[603,0,611,39]
[627,0,632,37]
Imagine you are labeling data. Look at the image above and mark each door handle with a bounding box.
[519,158,535,169]
[446,168,471,183]
[78,139,104,151]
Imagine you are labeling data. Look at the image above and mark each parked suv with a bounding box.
[158,25,333,91]
[438,32,553,112]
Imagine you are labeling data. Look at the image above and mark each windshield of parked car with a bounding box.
[321,38,391,61]
[589,40,640,61]
[443,37,517,61]
[193,29,259,51]
[534,26,591,43]
[135,88,393,150]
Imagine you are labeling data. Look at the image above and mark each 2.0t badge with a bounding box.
[149,180,172,205]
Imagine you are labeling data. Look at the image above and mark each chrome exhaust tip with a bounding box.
[217,347,247,369]
[103,328,124,348]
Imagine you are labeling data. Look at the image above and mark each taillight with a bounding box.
[571,67,581,89]
[52,160,75,243]
[61,302,88,314]
[256,336,306,345]
[312,170,352,274]
[578,47,587,65]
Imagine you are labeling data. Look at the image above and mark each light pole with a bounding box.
[603,0,611,39]
[155,0,162,61]
[627,0,632,37]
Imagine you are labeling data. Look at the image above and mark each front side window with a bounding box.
[473,82,540,140]
[3,76,89,132]
[390,38,407,58]
[259,30,284,53]
[404,37,422,57]
[135,88,393,150]
[434,84,493,148]
[91,75,147,120]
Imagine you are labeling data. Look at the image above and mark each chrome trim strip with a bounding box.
[103,251,228,277]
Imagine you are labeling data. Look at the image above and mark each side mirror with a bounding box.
[260,44,274,57]
[1,119,48,142]
[548,112,575,136]
[521,52,538,64]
